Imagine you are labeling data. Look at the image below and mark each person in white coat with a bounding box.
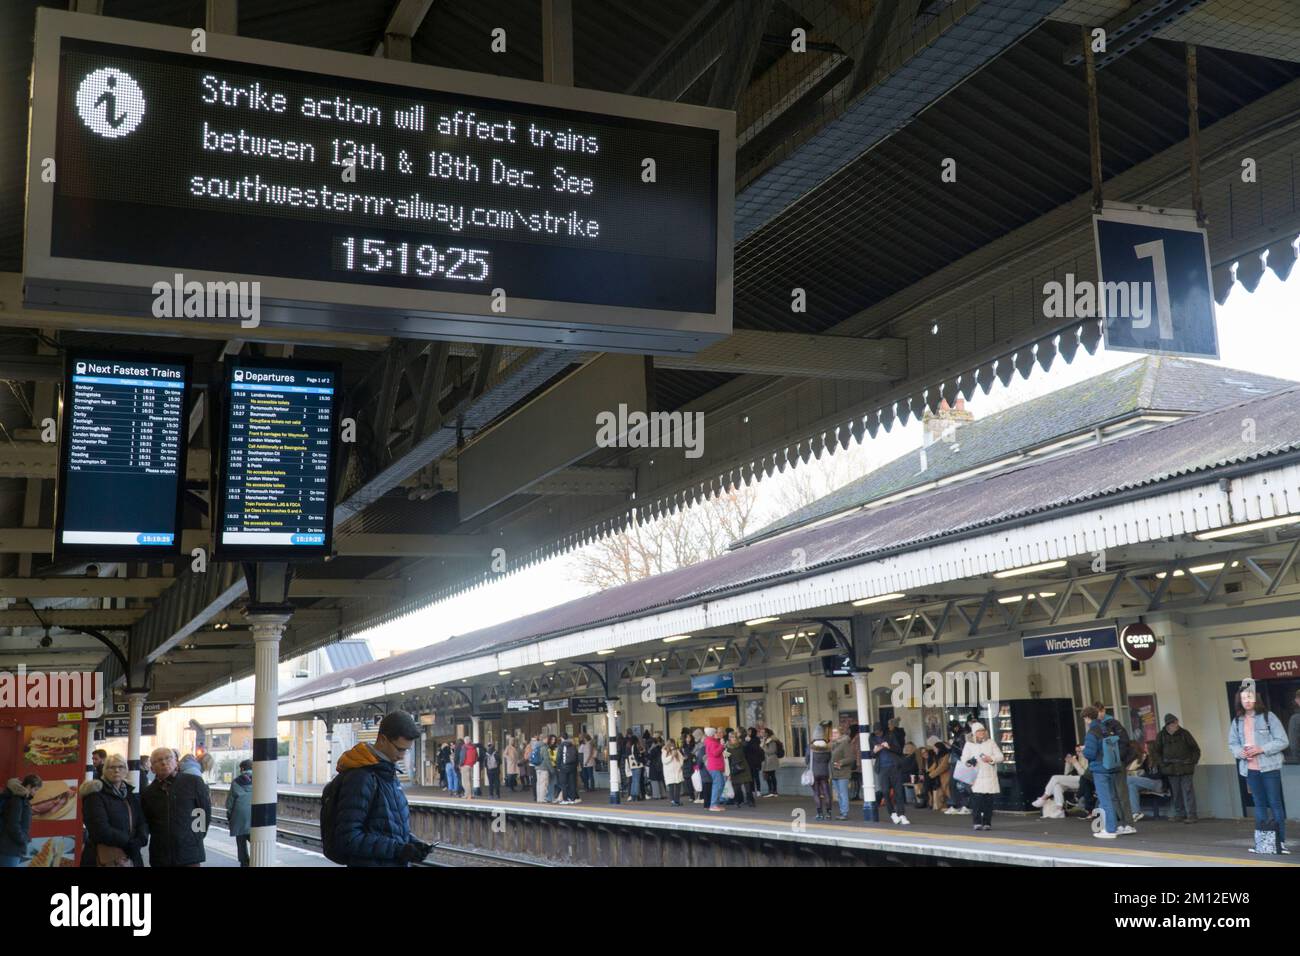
[661,739,686,806]
[959,721,1004,831]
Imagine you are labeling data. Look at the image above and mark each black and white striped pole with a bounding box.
[471,715,482,796]
[84,721,97,783]
[852,670,877,822]
[605,699,621,804]
[243,561,294,868]
[248,611,290,867]
[125,690,146,792]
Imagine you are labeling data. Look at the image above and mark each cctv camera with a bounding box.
[39,634,53,648]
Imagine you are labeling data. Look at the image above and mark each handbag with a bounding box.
[94,796,135,867]
[722,778,735,801]
[691,769,702,791]
[801,753,815,787]
[953,756,979,788]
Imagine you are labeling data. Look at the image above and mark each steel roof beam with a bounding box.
[626,0,729,101]
[654,329,905,381]
[0,527,488,558]
[1062,0,1210,69]
[372,0,437,59]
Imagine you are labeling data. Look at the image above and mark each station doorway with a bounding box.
[665,699,739,737]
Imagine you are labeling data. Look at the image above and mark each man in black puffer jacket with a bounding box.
[141,747,210,866]
[329,711,432,867]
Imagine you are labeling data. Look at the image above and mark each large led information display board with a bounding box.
[54,350,190,559]
[24,10,734,354]
[215,358,341,561]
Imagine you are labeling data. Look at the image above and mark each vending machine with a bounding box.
[989,698,1078,810]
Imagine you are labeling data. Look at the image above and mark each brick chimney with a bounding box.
[922,397,974,447]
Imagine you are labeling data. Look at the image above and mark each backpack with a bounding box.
[485,750,497,771]
[775,740,785,759]
[319,770,377,866]
[1104,717,1136,764]
[529,743,544,767]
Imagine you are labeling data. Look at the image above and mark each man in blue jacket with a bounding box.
[330,711,433,867]
[1082,706,1119,839]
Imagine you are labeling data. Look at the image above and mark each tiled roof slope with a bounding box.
[736,357,1294,547]
[283,382,1300,703]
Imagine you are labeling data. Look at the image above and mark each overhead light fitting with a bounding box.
[992,560,1067,578]
[1194,516,1300,540]
[851,592,906,607]
[542,661,557,667]
[662,635,691,643]
[596,648,614,655]
[497,670,510,675]
[744,616,778,626]
[1155,561,1236,579]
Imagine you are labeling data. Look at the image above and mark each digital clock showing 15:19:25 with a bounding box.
[334,236,491,282]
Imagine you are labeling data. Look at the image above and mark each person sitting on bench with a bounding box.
[1032,747,1088,817]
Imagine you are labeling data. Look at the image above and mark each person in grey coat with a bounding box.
[225,759,253,867]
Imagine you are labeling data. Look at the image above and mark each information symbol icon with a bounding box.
[75,68,146,138]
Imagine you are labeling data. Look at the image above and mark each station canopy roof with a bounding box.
[282,360,1300,705]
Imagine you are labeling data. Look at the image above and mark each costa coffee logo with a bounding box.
[1120,623,1157,662]
[1250,656,1300,680]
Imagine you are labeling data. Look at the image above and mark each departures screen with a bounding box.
[55,352,189,557]
[51,37,719,314]
[218,360,339,559]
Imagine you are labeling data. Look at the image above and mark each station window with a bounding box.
[1068,660,1130,739]
[783,689,809,759]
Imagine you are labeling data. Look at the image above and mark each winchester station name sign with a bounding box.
[24,10,734,354]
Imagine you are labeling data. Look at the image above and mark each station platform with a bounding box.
[259,782,1297,868]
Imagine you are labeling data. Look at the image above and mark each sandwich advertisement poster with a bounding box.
[2,709,87,865]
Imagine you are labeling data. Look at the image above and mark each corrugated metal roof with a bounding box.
[282,381,1300,701]
[738,357,1297,546]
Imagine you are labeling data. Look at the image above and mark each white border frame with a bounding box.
[23,9,735,354]
[1091,201,1220,360]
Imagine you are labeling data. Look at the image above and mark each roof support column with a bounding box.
[248,610,290,867]
[605,698,621,804]
[470,714,482,796]
[850,613,877,820]
[126,691,146,792]
[851,670,877,821]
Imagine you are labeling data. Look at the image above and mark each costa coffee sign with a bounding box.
[1250,656,1300,680]
[1120,623,1158,662]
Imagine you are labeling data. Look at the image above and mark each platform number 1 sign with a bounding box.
[1093,203,1219,359]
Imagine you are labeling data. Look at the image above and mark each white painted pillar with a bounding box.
[852,672,878,821]
[126,691,146,792]
[471,715,482,796]
[325,725,335,781]
[606,700,621,804]
[84,722,98,783]
[249,612,289,867]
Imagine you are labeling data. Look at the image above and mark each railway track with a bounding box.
[211,807,553,867]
